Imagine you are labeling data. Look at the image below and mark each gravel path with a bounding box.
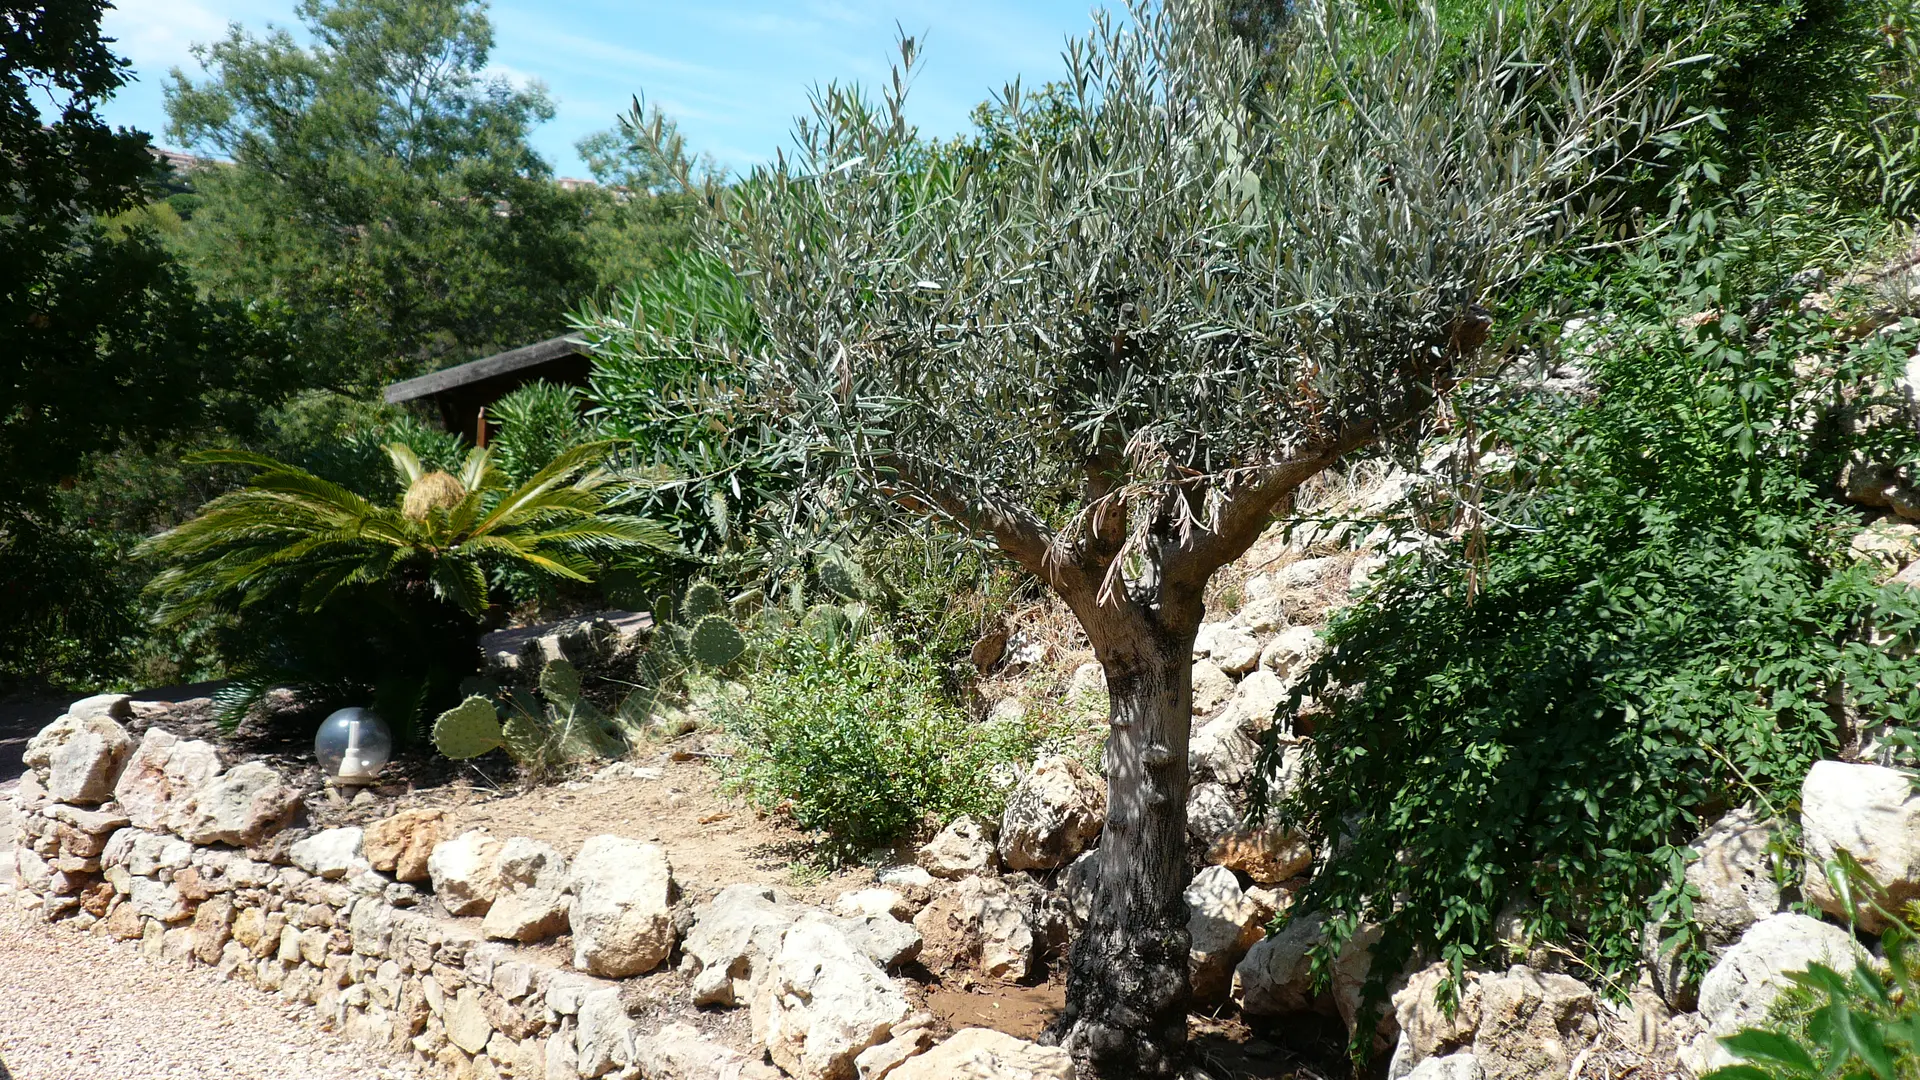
[0,896,430,1080]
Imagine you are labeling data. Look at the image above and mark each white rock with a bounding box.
[576,987,637,1078]
[1187,782,1244,847]
[835,888,912,922]
[492,836,569,890]
[1192,661,1235,714]
[1260,625,1323,680]
[427,829,504,917]
[483,887,571,943]
[1406,1054,1484,1080]
[1186,865,1267,1005]
[1064,662,1106,710]
[751,919,912,1080]
[1206,625,1262,675]
[998,756,1105,871]
[290,827,368,880]
[682,884,806,1007]
[1801,760,1920,932]
[67,693,132,722]
[25,714,132,804]
[913,875,1035,982]
[633,1021,780,1080]
[1190,714,1256,785]
[1235,912,1326,1015]
[1061,849,1098,925]
[877,865,935,891]
[569,835,675,977]
[116,729,222,833]
[1220,669,1289,731]
[888,1028,1074,1080]
[172,762,301,846]
[1683,913,1868,1073]
[1470,965,1597,1080]
[853,1014,935,1080]
[1278,557,1335,589]
[103,827,192,876]
[918,817,997,879]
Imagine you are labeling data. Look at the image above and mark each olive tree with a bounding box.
[631,0,1677,1072]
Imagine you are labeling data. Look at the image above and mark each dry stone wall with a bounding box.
[5,695,1079,1080]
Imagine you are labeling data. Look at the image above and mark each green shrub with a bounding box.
[488,381,595,486]
[1263,215,1920,1027]
[722,630,1079,862]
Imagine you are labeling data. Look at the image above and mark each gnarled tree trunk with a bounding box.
[1053,597,1204,1079]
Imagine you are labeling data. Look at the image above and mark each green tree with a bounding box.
[1,0,289,687]
[163,0,599,393]
[627,1,1678,1072]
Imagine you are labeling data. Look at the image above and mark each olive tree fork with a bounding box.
[627,0,1682,1072]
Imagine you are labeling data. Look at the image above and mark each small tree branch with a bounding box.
[879,456,1100,600]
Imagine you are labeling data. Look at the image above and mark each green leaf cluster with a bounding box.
[1263,213,1920,1021]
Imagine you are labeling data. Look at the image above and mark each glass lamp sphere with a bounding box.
[314,707,392,785]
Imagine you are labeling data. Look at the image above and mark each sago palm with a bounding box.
[139,440,673,731]
[142,441,673,624]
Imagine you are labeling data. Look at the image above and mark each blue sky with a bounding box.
[97,0,1120,179]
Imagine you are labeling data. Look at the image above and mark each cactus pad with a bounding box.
[682,580,725,620]
[432,696,506,760]
[688,614,747,667]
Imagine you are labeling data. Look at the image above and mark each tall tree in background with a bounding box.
[572,105,712,293]
[637,1,1677,1073]
[164,0,599,393]
[1,0,287,687]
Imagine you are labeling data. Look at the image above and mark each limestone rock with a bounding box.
[1801,760,1920,932]
[1683,913,1868,1073]
[1187,865,1268,1005]
[577,987,638,1077]
[569,835,674,977]
[633,1021,781,1080]
[918,817,997,879]
[26,713,132,804]
[1391,964,1482,1075]
[363,809,446,882]
[1850,516,1920,570]
[1236,912,1327,1016]
[173,762,301,846]
[1188,782,1244,850]
[682,883,806,1007]
[888,1028,1074,1080]
[290,827,368,880]
[68,693,132,722]
[834,888,912,922]
[1260,625,1323,680]
[114,729,222,831]
[1208,822,1313,884]
[1197,623,1262,675]
[751,919,912,1080]
[853,1013,934,1080]
[483,887,571,944]
[1405,1054,1484,1080]
[913,875,1035,983]
[1061,849,1098,925]
[1220,669,1289,731]
[428,830,505,917]
[493,836,568,891]
[1190,714,1256,785]
[1064,662,1106,710]
[1470,966,1598,1080]
[1192,661,1235,715]
[998,756,1105,871]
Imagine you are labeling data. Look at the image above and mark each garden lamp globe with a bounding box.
[315,708,392,785]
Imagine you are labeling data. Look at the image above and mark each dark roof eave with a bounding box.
[383,334,588,404]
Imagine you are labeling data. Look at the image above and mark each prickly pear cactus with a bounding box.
[501,713,551,766]
[432,696,506,760]
[802,603,852,647]
[817,555,870,600]
[682,580,725,620]
[688,614,747,667]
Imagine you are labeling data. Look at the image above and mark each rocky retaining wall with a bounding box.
[4,694,1081,1080]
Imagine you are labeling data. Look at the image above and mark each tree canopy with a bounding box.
[163,0,601,392]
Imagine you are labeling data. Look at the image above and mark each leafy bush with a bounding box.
[488,380,594,486]
[1263,217,1920,1019]
[722,630,1081,862]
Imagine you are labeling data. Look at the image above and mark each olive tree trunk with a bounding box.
[1053,598,1204,1079]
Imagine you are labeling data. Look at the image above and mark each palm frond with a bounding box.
[387,442,426,486]
[473,440,620,535]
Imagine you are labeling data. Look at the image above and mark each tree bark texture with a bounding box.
[1054,608,1201,1079]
